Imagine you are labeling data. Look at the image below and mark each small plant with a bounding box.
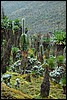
[53,31,66,45]
[14,18,21,27]
[43,37,50,43]
[57,55,64,66]
[31,65,44,77]
[59,75,66,86]
[13,25,19,32]
[41,61,49,68]
[11,47,20,62]
[14,78,20,88]
[47,56,56,70]
[28,48,35,58]
[41,34,50,51]
[42,33,50,43]
[59,74,66,94]
[1,15,9,29]
[7,19,12,29]
[2,74,11,85]
[12,47,19,54]
[49,66,65,83]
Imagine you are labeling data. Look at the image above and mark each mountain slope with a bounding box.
[1,1,66,34]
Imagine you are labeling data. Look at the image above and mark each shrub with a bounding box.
[47,56,56,69]
[59,74,66,86]
[7,19,12,29]
[13,25,19,32]
[31,65,44,77]
[57,55,64,64]
[11,47,19,54]
[53,31,66,45]
[49,66,65,83]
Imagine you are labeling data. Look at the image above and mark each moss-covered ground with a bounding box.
[1,71,66,99]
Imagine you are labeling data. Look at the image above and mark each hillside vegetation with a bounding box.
[1,1,66,34]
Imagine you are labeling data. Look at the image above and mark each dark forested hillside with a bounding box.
[1,1,66,34]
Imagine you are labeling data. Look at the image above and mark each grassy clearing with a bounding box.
[1,71,66,99]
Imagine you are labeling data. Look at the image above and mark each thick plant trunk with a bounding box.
[42,42,49,51]
[62,86,66,94]
[55,44,65,57]
[1,39,12,74]
[40,67,50,97]
[14,30,20,47]
[13,53,16,62]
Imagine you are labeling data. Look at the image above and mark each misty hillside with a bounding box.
[1,1,66,34]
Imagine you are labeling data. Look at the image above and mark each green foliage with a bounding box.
[1,16,13,30]
[47,56,56,69]
[59,75,66,86]
[53,31,66,45]
[43,37,50,43]
[30,54,34,58]
[49,66,65,83]
[1,16,9,29]
[11,47,19,53]
[32,48,36,52]
[1,71,66,99]
[13,25,19,31]
[1,15,21,31]
[20,34,28,51]
[1,82,32,99]
[7,19,12,29]
[14,18,21,26]
[6,66,10,71]
[31,65,44,77]
[57,55,64,64]
[41,63,49,68]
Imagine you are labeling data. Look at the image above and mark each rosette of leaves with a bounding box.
[9,65,15,72]
[49,66,65,83]
[31,65,44,77]
[57,55,64,66]
[11,46,20,62]
[16,51,21,60]
[59,74,66,94]
[46,56,56,70]
[1,19,4,29]
[13,25,19,32]
[12,46,20,54]
[41,35,50,51]
[42,34,50,43]
[7,19,12,29]
[53,31,66,45]
[2,74,11,84]
[14,60,21,66]
[1,16,8,29]
[29,57,37,65]
[59,75,66,86]
[28,48,35,58]
[14,18,21,27]
[41,62,49,68]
